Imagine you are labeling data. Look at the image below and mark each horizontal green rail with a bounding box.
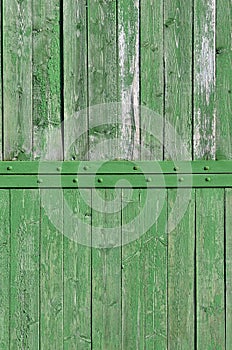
[0,160,231,174]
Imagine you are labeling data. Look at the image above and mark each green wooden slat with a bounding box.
[142,189,167,349]
[168,189,195,349]
[3,0,33,160]
[196,188,225,349]
[118,0,140,160]
[92,189,121,349]
[226,188,232,349]
[0,5,2,160]
[88,0,118,160]
[40,189,63,348]
[32,0,62,160]
[63,0,88,161]
[63,189,91,349]
[140,0,163,160]
[122,189,145,348]
[0,190,9,349]
[215,0,232,160]
[164,0,193,160]
[193,0,216,160]
[10,189,39,348]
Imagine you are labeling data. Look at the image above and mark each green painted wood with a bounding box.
[40,189,63,348]
[121,189,145,348]
[10,189,40,348]
[142,189,167,349]
[215,0,232,160]
[118,0,140,160]
[88,0,118,160]
[140,0,163,160]
[92,189,121,349]
[226,188,232,349]
[32,0,62,160]
[164,0,193,160]
[168,189,195,349]
[193,0,216,160]
[63,189,91,349]
[0,6,2,161]
[196,188,225,349]
[0,190,9,349]
[63,0,88,161]
[3,0,32,160]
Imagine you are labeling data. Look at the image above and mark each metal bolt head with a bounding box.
[83,166,89,171]
[146,177,152,183]
[37,179,43,184]
[56,167,61,172]
[179,177,184,182]
[174,166,179,171]
[133,166,139,170]
[7,166,13,171]
[98,178,103,183]
[205,177,211,182]
[204,166,210,171]
[73,178,78,184]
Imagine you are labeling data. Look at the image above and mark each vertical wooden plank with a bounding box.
[226,188,232,349]
[215,0,232,160]
[92,189,121,349]
[3,0,32,160]
[122,189,144,348]
[40,189,63,349]
[88,0,117,160]
[33,0,62,160]
[0,4,2,160]
[196,188,225,348]
[63,0,88,160]
[118,0,140,160]
[142,189,167,349]
[63,189,91,349]
[168,189,195,349]
[140,0,163,160]
[0,190,10,349]
[164,0,193,160]
[193,0,216,160]
[10,189,39,349]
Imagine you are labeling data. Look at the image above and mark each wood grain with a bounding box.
[226,188,232,349]
[118,0,140,160]
[63,0,88,160]
[40,189,63,349]
[164,0,193,160]
[215,0,232,160]
[10,190,40,349]
[33,0,62,160]
[92,189,121,349]
[140,0,163,160]
[3,0,33,160]
[193,0,216,160]
[88,0,118,161]
[196,188,225,349]
[0,190,9,349]
[63,189,91,349]
[168,189,195,349]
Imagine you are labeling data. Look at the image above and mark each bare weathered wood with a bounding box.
[140,0,163,160]
[10,190,39,348]
[63,189,91,349]
[0,190,9,349]
[164,0,193,160]
[194,0,216,160]
[196,188,225,348]
[168,189,195,349]
[118,0,140,160]
[33,0,62,160]
[3,0,33,160]
[63,0,88,160]
[40,189,63,348]
[215,0,232,160]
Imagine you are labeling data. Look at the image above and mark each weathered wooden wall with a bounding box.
[1,0,231,161]
[0,1,231,350]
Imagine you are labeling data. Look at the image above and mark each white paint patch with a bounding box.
[196,0,216,105]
